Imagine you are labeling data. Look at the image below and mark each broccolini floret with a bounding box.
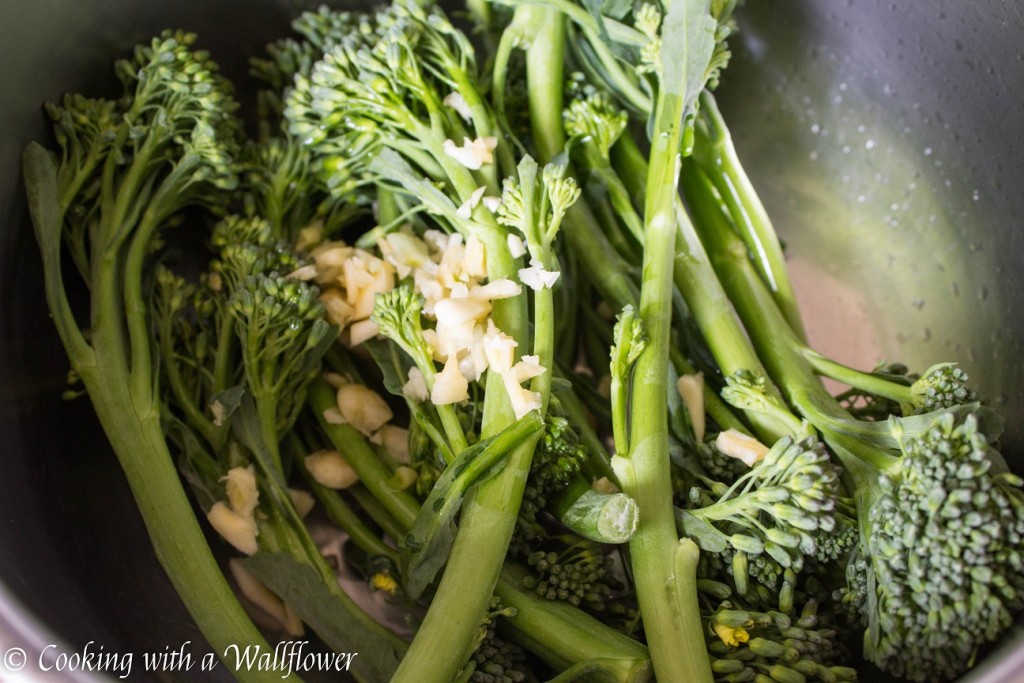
[852,413,1024,681]
[687,168,1024,681]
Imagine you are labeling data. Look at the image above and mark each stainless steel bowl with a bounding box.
[0,0,1020,680]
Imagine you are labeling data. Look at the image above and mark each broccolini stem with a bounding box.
[801,349,915,406]
[616,56,712,681]
[87,377,293,683]
[693,92,808,343]
[613,133,801,444]
[518,4,640,310]
[495,564,652,682]
[311,379,420,530]
[348,485,410,547]
[687,169,901,481]
[25,144,285,683]
[549,482,639,544]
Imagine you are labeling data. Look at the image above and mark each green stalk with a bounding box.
[694,92,808,342]
[801,349,916,406]
[311,380,420,530]
[349,485,411,546]
[616,51,711,682]
[517,3,640,310]
[550,480,639,544]
[23,145,285,682]
[688,173,901,482]
[614,133,801,443]
[495,565,652,683]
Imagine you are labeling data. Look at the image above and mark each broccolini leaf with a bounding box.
[243,552,405,681]
[401,412,544,599]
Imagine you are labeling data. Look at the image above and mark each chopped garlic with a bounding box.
[320,288,354,328]
[389,466,418,491]
[347,318,379,347]
[482,319,517,376]
[443,136,498,170]
[502,373,542,419]
[421,328,445,362]
[443,91,473,121]
[210,400,227,427]
[518,258,561,290]
[470,278,521,301]
[715,429,770,467]
[676,373,706,442]
[403,367,429,402]
[285,264,318,282]
[379,231,431,278]
[510,354,545,384]
[289,488,316,519]
[281,602,304,637]
[310,242,353,280]
[507,234,527,258]
[343,252,394,320]
[434,297,491,358]
[432,355,469,405]
[222,466,259,517]
[456,187,487,220]
[482,196,502,213]
[370,424,411,463]
[592,477,620,495]
[322,406,345,425]
[463,233,487,278]
[462,325,489,381]
[208,502,258,555]
[229,558,288,624]
[336,383,394,435]
[305,450,359,489]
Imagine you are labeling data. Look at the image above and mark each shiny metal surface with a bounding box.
[0,0,1020,681]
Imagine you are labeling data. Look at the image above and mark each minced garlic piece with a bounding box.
[518,258,560,290]
[403,367,429,402]
[229,559,288,624]
[507,234,527,258]
[347,318,379,347]
[456,187,487,220]
[336,383,394,435]
[208,502,258,555]
[288,488,316,519]
[222,466,259,517]
[370,424,411,463]
[482,320,517,376]
[443,136,498,170]
[432,355,469,405]
[470,278,521,301]
[379,231,431,279]
[304,450,359,489]
[463,233,487,278]
[502,373,542,419]
[676,373,706,442]
[285,264,318,282]
[443,91,472,121]
[715,429,770,467]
